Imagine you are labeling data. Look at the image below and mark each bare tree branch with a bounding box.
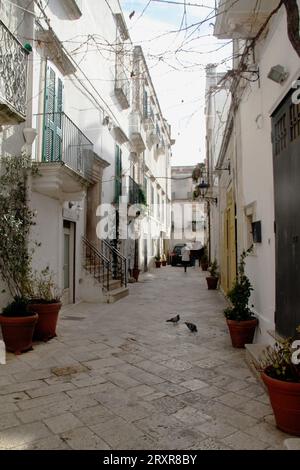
[282,0,300,58]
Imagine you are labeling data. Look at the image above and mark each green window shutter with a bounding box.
[115,145,122,203]
[43,66,64,162]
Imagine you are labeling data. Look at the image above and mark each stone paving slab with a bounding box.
[0,267,294,449]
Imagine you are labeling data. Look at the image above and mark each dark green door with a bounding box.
[272,87,300,337]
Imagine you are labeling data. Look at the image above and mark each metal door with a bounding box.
[272,89,300,337]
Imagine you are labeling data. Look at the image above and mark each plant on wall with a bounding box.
[0,152,38,298]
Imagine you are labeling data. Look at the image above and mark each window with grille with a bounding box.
[290,103,300,142]
[274,114,287,156]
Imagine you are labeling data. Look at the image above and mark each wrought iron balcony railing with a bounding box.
[0,19,28,124]
[128,176,146,205]
[40,112,94,181]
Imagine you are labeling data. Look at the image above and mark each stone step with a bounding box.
[106,286,129,304]
[284,439,300,450]
[107,279,122,291]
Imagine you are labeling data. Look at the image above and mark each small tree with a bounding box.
[224,247,254,321]
[0,153,37,299]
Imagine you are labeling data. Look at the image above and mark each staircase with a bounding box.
[82,237,129,303]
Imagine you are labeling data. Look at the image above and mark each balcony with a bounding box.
[128,176,146,205]
[0,20,28,125]
[214,0,279,39]
[62,0,82,19]
[114,73,130,110]
[129,112,146,153]
[33,112,102,201]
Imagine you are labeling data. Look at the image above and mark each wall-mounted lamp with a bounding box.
[267,65,289,84]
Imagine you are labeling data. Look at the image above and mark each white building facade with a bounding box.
[208,0,300,343]
[0,0,172,307]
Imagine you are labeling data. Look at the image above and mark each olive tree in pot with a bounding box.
[27,268,62,342]
[256,328,300,435]
[206,259,219,290]
[0,154,38,354]
[224,248,258,348]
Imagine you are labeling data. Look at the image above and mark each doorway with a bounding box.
[63,220,75,304]
[272,88,300,337]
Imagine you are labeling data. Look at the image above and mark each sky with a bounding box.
[120,0,232,167]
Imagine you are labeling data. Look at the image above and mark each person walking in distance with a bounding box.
[181,244,190,273]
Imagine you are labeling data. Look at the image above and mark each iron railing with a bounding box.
[101,239,127,288]
[128,176,146,205]
[0,19,28,120]
[39,112,94,181]
[82,237,111,291]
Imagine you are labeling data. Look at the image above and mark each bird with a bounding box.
[166,314,180,324]
[185,322,197,333]
[129,10,135,19]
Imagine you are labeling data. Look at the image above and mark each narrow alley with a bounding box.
[0,267,290,450]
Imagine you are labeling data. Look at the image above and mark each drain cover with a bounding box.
[51,365,90,376]
[61,316,86,321]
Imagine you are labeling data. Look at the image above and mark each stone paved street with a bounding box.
[0,267,291,450]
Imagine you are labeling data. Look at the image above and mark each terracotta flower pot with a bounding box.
[201,262,209,271]
[162,261,167,266]
[28,302,61,342]
[206,276,219,290]
[132,268,140,281]
[0,313,38,355]
[262,372,300,436]
[226,318,258,348]
[155,261,161,268]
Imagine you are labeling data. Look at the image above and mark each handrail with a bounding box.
[82,236,111,291]
[101,239,127,287]
[102,239,126,261]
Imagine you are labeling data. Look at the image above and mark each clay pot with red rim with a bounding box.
[206,276,219,290]
[0,313,38,355]
[261,371,300,436]
[132,268,140,282]
[27,302,61,342]
[226,318,258,348]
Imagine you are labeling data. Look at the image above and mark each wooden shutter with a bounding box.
[43,65,63,162]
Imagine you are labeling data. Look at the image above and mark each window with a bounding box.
[151,186,154,216]
[274,114,287,155]
[157,193,160,220]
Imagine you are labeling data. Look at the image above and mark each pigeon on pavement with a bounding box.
[185,322,197,333]
[166,314,180,324]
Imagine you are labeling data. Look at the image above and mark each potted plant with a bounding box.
[257,329,300,435]
[224,248,258,348]
[161,254,167,266]
[27,268,62,342]
[206,259,219,290]
[0,153,39,354]
[155,253,161,268]
[0,297,38,355]
[200,246,209,271]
